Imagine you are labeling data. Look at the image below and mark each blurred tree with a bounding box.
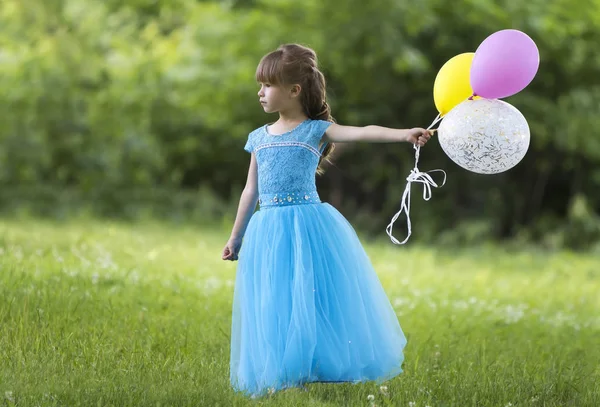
[0,0,599,248]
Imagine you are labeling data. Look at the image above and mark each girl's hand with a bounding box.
[222,237,242,261]
[406,128,434,146]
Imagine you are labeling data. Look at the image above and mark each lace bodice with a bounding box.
[244,120,332,202]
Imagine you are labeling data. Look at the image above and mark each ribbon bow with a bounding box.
[386,115,446,245]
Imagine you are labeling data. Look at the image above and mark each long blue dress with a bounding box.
[230,119,407,396]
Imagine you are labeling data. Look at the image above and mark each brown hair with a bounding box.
[255,44,335,175]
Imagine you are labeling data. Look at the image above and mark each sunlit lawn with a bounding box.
[1,218,599,406]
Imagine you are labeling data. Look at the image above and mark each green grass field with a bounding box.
[1,218,599,407]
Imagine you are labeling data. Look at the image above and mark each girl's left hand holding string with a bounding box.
[406,128,434,147]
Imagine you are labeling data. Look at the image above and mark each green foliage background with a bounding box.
[1,0,600,248]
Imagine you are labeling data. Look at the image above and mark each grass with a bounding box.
[0,218,599,406]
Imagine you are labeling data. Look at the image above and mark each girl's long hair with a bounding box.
[255,44,335,175]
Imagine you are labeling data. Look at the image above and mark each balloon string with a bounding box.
[386,114,446,245]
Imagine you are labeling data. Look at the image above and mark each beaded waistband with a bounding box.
[258,191,321,208]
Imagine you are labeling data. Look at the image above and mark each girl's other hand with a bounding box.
[222,237,242,261]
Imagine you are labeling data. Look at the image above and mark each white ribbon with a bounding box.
[386,115,446,245]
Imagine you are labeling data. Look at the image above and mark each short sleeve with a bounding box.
[313,120,333,151]
[244,133,253,153]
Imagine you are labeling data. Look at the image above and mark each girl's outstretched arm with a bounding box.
[323,124,433,146]
[222,153,259,261]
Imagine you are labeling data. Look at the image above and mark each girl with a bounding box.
[222,44,432,397]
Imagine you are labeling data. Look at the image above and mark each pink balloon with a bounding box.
[470,29,540,99]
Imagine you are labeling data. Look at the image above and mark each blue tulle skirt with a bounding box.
[230,202,407,396]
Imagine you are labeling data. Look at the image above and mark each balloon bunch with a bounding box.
[434,29,540,174]
[387,29,540,244]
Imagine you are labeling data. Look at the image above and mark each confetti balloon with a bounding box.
[437,99,530,174]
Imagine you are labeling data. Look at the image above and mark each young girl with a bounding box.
[222,44,432,397]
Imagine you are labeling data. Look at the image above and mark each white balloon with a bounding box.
[437,98,530,174]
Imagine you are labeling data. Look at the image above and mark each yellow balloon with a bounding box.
[433,53,475,116]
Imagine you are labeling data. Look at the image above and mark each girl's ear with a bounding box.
[290,84,302,98]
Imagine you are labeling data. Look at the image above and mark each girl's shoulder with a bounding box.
[280,119,332,146]
[305,119,333,135]
[301,119,333,145]
[244,126,265,153]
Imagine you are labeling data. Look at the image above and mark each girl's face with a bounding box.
[257,82,299,114]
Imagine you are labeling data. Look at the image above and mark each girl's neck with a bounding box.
[277,109,308,125]
[267,112,309,136]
